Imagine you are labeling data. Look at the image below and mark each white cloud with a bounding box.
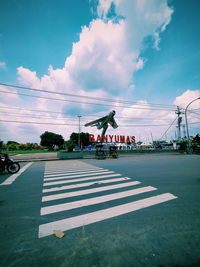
[0,61,6,70]
[174,89,200,109]
[0,85,19,102]
[17,0,173,98]
[17,67,41,88]
[97,0,173,50]
[173,90,200,129]
[1,0,176,142]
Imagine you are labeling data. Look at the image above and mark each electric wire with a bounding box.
[1,119,199,127]
[0,105,175,120]
[0,112,73,120]
[0,82,176,108]
[0,90,176,111]
[0,111,175,122]
[159,117,177,141]
[187,112,200,120]
[187,110,200,116]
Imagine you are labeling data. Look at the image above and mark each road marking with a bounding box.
[0,162,33,185]
[41,186,157,215]
[43,173,122,186]
[39,161,178,238]
[44,167,103,172]
[44,171,116,182]
[44,169,110,178]
[44,168,103,175]
[44,162,99,172]
[42,181,141,202]
[39,193,177,238]
[43,177,131,193]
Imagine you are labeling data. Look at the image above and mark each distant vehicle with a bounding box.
[0,153,20,174]
[95,144,107,160]
[109,145,119,158]
[95,144,119,159]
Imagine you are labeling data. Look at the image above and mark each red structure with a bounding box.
[89,134,135,143]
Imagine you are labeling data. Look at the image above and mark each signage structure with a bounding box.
[89,134,135,143]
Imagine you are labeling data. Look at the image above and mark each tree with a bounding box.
[192,134,200,145]
[6,141,19,146]
[0,140,3,150]
[81,132,90,146]
[70,132,79,146]
[64,140,75,152]
[179,140,187,152]
[191,133,200,151]
[40,131,64,150]
[70,132,90,147]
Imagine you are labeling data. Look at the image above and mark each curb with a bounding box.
[13,152,185,163]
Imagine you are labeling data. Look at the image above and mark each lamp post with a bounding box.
[78,115,82,149]
[185,97,200,152]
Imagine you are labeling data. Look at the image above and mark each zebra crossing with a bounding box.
[38,160,177,238]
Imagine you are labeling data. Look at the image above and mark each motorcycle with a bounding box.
[0,153,20,174]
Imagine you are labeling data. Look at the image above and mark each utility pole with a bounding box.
[175,131,177,140]
[182,124,186,139]
[78,115,82,149]
[175,106,183,140]
[184,97,200,152]
[150,132,154,143]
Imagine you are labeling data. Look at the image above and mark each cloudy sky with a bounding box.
[0,0,200,144]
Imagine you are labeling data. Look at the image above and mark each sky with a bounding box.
[0,0,200,144]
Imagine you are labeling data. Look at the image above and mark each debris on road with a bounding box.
[53,230,65,238]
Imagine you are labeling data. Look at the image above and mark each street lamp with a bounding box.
[77,115,82,149]
[184,97,200,152]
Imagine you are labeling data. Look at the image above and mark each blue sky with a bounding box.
[135,0,200,103]
[0,0,93,81]
[0,0,200,143]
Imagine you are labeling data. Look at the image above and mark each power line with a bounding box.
[0,105,175,120]
[0,119,79,126]
[0,105,75,116]
[0,119,168,126]
[0,90,176,111]
[187,110,200,116]
[0,82,176,108]
[187,112,200,120]
[188,108,200,111]
[0,110,175,122]
[159,117,177,141]
[0,112,75,120]
[2,119,198,127]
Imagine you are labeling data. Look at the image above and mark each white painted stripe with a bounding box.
[44,171,115,181]
[44,173,121,186]
[39,193,177,238]
[45,164,98,171]
[44,169,109,178]
[41,186,157,215]
[43,177,131,193]
[44,168,103,175]
[45,167,103,172]
[0,162,33,185]
[42,181,141,202]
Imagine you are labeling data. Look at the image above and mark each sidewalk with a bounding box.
[10,151,183,162]
[11,152,58,162]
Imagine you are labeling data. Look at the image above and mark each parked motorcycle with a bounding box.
[0,153,20,174]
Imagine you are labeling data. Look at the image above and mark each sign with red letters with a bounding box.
[89,134,135,143]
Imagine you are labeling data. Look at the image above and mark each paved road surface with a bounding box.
[0,154,200,267]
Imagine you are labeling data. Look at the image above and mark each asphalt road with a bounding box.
[0,154,200,267]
